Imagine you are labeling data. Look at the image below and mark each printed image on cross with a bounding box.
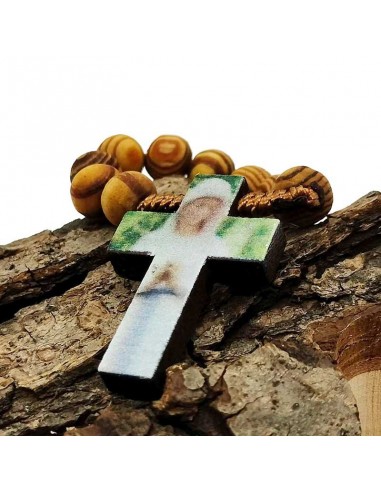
[99,175,286,399]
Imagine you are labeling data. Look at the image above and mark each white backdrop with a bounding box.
[1,1,380,246]
[1,0,381,481]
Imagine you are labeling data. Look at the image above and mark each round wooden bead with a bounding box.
[98,134,145,172]
[70,150,118,181]
[70,164,118,218]
[231,166,275,193]
[146,135,192,179]
[101,171,157,226]
[188,150,235,180]
[273,165,333,226]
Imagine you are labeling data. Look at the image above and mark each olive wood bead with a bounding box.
[273,165,333,226]
[188,149,235,180]
[335,305,381,435]
[98,134,145,172]
[231,166,275,193]
[101,171,157,226]
[146,135,192,179]
[70,164,118,218]
[70,150,118,182]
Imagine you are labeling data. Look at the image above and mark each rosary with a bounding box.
[70,134,333,399]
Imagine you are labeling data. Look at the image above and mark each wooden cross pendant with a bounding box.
[98,175,285,399]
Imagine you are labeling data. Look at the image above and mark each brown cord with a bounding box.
[137,186,322,219]
[237,185,321,217]
[137,193,185,212]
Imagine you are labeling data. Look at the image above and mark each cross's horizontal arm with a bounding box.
[109,211,172,255]
[207,216,285,288]
[108,211,172,280]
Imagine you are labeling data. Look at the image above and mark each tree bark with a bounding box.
[0,183,380,436]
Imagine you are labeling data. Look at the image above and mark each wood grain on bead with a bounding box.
[98,134,145,172]
[70,164,118,218]
[101,171,157,226]
[231,166,275,193]
[336,305,381,380]
[273,166,333,226]
[335,305,381,435]
[70,151,118,182]
[146,135,192,179]
[188,150,234,180]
